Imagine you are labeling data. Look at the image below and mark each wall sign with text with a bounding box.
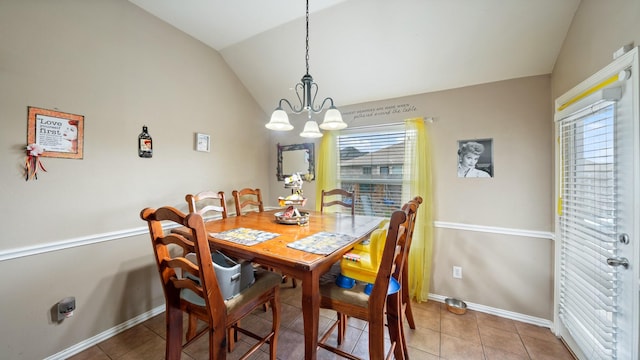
[27,106,84,159]
[195,133,210,152]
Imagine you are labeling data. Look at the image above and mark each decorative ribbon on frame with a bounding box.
[24,143,47,181]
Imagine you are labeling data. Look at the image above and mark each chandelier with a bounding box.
[265,0,347,138]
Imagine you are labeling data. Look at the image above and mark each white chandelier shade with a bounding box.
[265,109,294,131]
[319,106,347,130]
[299,120,323,138]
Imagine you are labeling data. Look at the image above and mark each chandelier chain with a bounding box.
[305,0,310,75]
[265,0,346,135]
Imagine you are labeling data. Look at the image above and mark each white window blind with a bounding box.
[337,127,406,216]
[558,101,619,359]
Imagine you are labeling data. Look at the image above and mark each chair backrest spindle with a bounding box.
[320,188,355,215]
[185,190,228,219]
[232,188,264,216]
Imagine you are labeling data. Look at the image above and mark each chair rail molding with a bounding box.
[434,221,554,240]
[0,214,225,262]
[0,219,552,262]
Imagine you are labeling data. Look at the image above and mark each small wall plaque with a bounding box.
[195,133,210,152]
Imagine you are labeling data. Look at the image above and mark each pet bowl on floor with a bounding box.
[445,298,467,315]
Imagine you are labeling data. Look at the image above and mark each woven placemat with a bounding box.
[287,232,356,255]
[210,227,280,246]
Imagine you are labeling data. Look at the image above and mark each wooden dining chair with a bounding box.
[398,196,423,334]
[317,199,419,360]
[320,188,355,215]
[336,196,422,356]
[232,188,264,216]
[232,187,297,289]
[185,190,228,219]
[394,196,422,359]
[341,196,422,359]
[141,206,281,360]
[186,190,242,351]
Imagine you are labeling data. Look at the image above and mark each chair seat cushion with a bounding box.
[319,264,370,309]
[320,281,370,309]
[225,269,281,313]
[182,269,281,313]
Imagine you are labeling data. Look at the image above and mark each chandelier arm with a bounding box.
[294,82,306,113]
[310,97,335,113]
[277,98,303,114]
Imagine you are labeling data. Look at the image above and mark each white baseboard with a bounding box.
[44,305,165,360]
[429,293,553,328]
[47,293,553,359]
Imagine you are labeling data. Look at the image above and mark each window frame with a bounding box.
[335,125,406,216]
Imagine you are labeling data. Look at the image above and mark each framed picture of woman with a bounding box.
[457,138,493,178]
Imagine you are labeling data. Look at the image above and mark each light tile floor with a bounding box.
[69,282,574,359]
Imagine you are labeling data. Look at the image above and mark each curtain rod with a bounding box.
[557,74,620,111]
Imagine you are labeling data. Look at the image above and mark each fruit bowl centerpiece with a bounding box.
[274,207,309,225]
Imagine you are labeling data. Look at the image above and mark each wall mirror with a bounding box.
[277,143,315,181]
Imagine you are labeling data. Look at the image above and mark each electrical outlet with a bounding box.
[453,266,462,279]
[56,297,76,321]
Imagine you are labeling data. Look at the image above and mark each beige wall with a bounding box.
[422,77,554,319]
[3,0,638,357]
[0,1,269,359]
[270,75,554,319]
[550,0,640,350]
[552,0,640,99]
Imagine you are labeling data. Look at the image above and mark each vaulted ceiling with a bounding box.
[128,0,581,114]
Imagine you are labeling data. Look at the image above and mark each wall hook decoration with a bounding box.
[24,143,47,181]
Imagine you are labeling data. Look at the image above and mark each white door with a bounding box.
[554,48,639,359]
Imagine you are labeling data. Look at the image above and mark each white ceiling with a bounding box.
[128,0,580,114]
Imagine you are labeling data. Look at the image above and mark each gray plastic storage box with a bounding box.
[239,259,255,290]
[184,252,255,300]
[211,252,242,300]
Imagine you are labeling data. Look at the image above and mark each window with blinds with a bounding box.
[558,101,619,359]
[337,127,406,217]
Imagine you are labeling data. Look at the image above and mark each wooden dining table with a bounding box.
[176,209,384,360]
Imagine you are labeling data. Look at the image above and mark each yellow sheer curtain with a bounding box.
[315,132,338,212]
[403,118,433,302]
